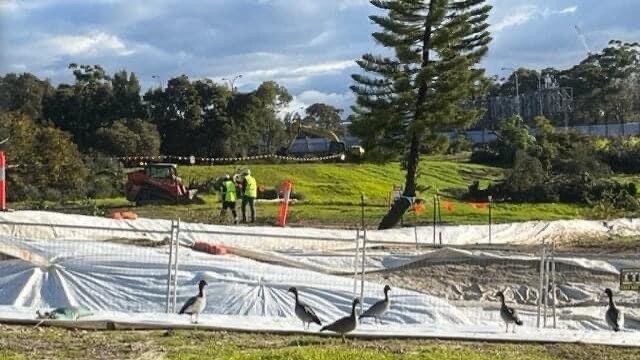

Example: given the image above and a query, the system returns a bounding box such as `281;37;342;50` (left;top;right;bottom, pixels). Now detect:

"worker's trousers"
242;196;256;223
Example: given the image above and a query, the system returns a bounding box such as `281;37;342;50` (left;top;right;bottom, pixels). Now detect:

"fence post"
488;196;493;245
537;240;545;328
172;218;181;313
0;150;6;211
359;193;366;314
353;229;360;297
552;241;557;329
166;220;175;313
433;195;437;247
544;248;550;328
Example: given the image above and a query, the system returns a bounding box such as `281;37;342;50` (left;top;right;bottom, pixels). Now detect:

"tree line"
0;65;346;202
0;64;347;159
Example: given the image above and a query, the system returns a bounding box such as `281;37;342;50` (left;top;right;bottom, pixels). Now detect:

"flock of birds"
178;281;622;341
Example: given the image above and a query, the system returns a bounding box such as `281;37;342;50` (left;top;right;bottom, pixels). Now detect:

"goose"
179;280;208;324
288;287;322;329
496;291;522;333
359;285;391;325
604;288;621;332
321;298;360;343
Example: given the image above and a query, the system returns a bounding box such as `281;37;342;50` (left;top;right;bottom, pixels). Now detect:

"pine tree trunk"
378;131;420;230
378;5;433;230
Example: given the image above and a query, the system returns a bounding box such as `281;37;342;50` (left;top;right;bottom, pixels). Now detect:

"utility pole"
151;75;164;89
222;74;243;93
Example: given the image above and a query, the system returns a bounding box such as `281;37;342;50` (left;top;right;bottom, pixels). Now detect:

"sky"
1;0;640;115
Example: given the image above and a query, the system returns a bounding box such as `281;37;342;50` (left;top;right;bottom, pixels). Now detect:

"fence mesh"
0;215;627;334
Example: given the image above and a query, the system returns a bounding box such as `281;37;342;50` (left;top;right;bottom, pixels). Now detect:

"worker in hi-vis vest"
220;174;238;224
241;169;257;223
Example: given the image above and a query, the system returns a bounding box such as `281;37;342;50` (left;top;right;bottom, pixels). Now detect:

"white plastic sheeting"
0;236;468;326
4;211;640;249
1;212;639;346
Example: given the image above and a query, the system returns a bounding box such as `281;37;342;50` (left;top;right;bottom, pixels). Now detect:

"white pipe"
172;218;181;313
552;241;557;329
544;250;550;328
165;220;175;313
353;229;360;297
537;240;545;328
360;228;367;314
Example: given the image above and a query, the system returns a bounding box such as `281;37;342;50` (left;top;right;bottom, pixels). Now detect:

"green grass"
9;156;638;227
0;327;638;360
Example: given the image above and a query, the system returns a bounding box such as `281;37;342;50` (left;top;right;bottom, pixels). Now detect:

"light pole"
151;75;164;89
222;74;242;93
501;67;519;98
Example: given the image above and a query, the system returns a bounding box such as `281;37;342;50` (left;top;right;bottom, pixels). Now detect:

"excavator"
280;122;365;160
125;163;204;205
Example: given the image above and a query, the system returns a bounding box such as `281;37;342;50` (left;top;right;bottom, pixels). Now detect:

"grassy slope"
0;327;638;360
10;156;597;227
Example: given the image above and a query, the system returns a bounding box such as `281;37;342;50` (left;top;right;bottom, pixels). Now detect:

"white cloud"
239;59;356;86
557;6;578;14
308;31;333;47
283;90;355;116
492;5;538;33
492;4;578;33
42;32;133;57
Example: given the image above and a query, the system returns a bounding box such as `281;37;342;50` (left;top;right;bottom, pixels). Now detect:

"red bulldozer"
125;163;203;205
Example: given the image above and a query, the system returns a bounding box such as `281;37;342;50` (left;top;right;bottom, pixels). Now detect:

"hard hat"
243;169;251;176
224;174;231;180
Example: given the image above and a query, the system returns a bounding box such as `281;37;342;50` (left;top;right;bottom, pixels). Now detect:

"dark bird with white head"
359;285;391;325
288;287;322;329
321;298;360;343
496;291;523;333
179;280;208;324
604;288;622;332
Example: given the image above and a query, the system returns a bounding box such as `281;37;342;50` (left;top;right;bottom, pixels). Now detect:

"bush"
422;134;449;155
599;136;640;173
448;132;472;154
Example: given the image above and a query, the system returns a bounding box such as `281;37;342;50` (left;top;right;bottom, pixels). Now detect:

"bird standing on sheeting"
359;285;391;325
604;288;622;332
496;291;522;333
288;287;322;329
179;280;208;324
321;298;360;343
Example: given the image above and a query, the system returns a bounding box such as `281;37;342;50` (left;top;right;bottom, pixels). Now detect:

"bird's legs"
341;334;346;344
512;324;516;334
505;324;508;333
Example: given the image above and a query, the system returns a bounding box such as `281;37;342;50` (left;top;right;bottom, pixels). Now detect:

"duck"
359;285;391;325
604;288;621;332
288;287;322;329
179;280;208;324
496;291;522;333
321;298;360;343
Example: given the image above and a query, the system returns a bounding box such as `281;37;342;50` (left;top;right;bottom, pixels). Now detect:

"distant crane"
575;25;592;56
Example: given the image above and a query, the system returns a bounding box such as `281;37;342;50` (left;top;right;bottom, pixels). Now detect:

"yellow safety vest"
244;175;257;198
223;180;237;202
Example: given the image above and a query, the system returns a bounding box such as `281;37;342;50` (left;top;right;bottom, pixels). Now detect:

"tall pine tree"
351;0;492;229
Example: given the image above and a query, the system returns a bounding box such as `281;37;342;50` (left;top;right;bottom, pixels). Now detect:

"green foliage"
1;112;88;201
304;103;345;135
599;136;640;173
0;72;54;120
449;132;473;154
84;155;125;198
95;118;161;156
422;134;450;155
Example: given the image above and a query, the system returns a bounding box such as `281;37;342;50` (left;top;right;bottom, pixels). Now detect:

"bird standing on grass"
179;280;208;324
359;285;391;325
496;291;523;333
320;298;360;343
288;287;322;329
604;288;622;332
